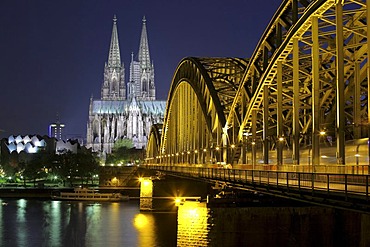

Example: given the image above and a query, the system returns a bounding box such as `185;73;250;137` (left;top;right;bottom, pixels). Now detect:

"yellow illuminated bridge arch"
147;0;370;168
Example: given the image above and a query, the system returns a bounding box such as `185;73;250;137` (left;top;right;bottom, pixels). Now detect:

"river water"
0;198;368;247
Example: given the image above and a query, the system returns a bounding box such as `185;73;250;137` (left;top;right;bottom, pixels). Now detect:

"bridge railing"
144;165;370;202
232;164;369;175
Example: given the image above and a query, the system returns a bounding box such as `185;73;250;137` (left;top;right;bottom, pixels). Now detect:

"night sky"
0;0;281;140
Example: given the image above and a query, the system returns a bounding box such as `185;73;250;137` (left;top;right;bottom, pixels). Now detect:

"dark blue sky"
0;0;281;140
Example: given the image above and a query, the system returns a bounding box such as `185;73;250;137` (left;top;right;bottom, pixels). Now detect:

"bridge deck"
144;165;370;213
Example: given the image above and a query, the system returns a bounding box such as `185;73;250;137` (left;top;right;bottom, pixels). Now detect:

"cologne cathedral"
86;16;166;154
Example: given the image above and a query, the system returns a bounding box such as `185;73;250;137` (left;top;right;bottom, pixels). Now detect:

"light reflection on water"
0;198;365;246
0;199;177;247
176;201;368;247
177;201;209;247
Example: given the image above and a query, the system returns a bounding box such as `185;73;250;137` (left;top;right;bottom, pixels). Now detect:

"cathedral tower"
129;16;156;100
86;16;165;155
101;15;126;100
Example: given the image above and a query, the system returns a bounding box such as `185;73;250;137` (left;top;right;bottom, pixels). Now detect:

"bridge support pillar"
252;110;257;168
139;177;153;211
312;15;320;168
263;85;269;164
336;1;345;165
292;37;300;165
277;61;283;166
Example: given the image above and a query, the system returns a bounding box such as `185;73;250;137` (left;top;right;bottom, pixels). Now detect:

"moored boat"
51;188;129;202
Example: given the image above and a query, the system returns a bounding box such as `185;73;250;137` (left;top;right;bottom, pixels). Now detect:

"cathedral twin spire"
102;15;155;101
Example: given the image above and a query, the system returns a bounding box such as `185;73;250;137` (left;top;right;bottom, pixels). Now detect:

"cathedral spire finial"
107;15;121;67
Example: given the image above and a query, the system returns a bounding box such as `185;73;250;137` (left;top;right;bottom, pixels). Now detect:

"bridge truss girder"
147;0;370;167
152;57;247;165
226;0;369;166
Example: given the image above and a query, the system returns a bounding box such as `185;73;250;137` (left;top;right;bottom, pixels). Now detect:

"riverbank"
0;187;140;199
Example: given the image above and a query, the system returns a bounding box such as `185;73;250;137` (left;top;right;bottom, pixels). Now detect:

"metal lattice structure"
146;0;370;168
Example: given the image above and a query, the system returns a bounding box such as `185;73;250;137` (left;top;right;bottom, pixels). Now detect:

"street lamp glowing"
278;137;284;142
175;197;184;206
231;144;235;149
319;130;326;135
215;146;220;151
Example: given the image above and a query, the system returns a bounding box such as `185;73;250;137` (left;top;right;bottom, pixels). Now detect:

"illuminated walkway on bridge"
145;164;370;213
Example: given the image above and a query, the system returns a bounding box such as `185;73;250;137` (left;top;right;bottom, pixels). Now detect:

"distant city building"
86;16;166;154
49;115;65;140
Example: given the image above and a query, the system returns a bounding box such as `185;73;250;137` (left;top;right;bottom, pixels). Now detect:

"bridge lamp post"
194;150;198;164
187;151;191;164
230;144;235;165
203;148;207;164
251;140;256;169
277;136;284;166
215;146;220;164
319;130;326;166
243;132;250;165
355;154;360;173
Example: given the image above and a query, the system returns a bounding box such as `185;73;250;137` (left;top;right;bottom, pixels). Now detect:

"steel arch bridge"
146;0;370;169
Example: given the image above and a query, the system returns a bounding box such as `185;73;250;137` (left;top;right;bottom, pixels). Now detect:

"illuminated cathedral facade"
86;16;166;154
